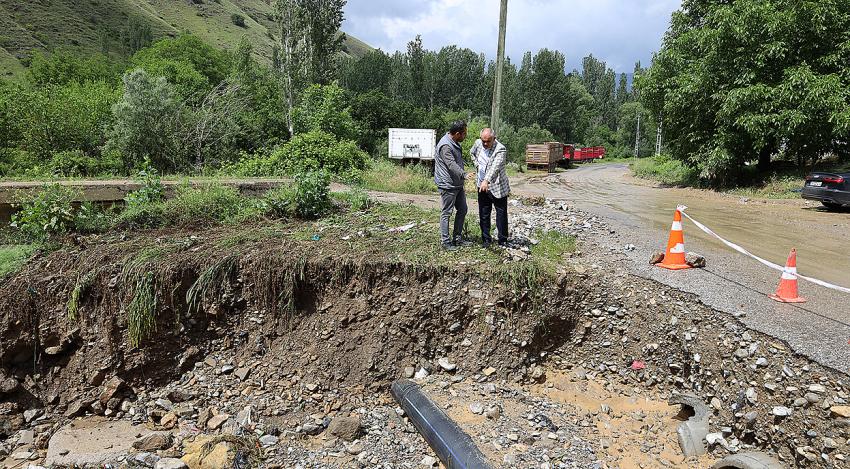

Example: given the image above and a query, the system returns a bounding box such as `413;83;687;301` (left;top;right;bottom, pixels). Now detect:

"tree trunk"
757;146;772;171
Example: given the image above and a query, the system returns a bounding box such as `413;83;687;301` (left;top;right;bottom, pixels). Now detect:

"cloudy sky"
343;0;682;73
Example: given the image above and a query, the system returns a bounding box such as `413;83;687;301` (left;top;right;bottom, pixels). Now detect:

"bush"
218;150;275;177
10;184;80;240
73;202;113;233
358;158;435;195
333;187;371;211
106;69;184;172
125;164;165;207
270;131;368;175
632;155;700;187
231;13;246;27
264;186;297;218
164;184;248;226
292;83;359;141
115;200;166;228
48;150;118;177
294;170;331;219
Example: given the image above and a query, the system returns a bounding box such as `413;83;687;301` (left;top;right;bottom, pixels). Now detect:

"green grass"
0;0;372;75
359;159;437;195
0;244;34;277
727;175;802;199
631;155;700;187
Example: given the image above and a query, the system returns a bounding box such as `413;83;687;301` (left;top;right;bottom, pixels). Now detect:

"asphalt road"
514;163;850;374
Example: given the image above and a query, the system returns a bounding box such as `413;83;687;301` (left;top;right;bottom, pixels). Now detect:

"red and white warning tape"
677;205;850;295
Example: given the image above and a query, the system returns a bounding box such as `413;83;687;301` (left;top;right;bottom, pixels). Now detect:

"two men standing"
434;121;510;250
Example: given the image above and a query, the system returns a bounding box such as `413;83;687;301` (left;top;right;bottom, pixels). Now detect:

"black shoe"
442;243;458;251
453;238;474;248
482;241;493;248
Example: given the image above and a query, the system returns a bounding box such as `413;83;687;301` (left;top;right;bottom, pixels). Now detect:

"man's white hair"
480;128;495;139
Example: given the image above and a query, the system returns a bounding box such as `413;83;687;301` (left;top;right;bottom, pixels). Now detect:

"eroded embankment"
0;231;580;418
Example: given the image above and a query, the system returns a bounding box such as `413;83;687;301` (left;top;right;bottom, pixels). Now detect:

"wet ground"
513;163;850;374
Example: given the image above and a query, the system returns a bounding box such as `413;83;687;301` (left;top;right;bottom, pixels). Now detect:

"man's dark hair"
449;120;467;135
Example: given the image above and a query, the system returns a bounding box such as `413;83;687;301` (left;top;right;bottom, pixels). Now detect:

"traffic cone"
770;249;806;303
658;208;692;270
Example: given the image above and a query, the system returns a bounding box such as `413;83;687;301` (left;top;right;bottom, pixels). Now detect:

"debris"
686;252;706;268
709;452;786;469
388;222;417;233
630;360;646;371
437;357;457;372
669;393;711;457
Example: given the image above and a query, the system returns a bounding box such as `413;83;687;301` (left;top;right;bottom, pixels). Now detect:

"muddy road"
515;163;850;373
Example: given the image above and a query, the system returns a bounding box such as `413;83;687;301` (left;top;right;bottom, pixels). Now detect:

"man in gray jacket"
434;121;471;250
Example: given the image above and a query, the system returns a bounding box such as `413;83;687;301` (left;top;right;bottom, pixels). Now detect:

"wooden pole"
491;0;508;137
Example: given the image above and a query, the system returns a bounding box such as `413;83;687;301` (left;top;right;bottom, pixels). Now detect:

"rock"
437;357;457;372
23;409;42;423
403;367;415;379
46;420;155;467
206;414;230;431
0;373;18;394
327;416;361;442
234;368;250;381
64;399;93;418
88;369;107;387
236;405;253;427
414;368;429;380
831;406;850;418
160;412;178;429
99;377;126;406
302;422;324;436
686;252;706;268
709;452;786;469
469;402;484;415
155;458;188;469
11;451;34;460
772;406;792;417
197;408;213;429
650;252;665;265
823;437;838;450
483;367;497;377
485;406;501;420
345;441;365;455
809;384;827;394
181;436;236;469
19;429;34;445
133;433;173;451
259;435;279;447
421;455;438;467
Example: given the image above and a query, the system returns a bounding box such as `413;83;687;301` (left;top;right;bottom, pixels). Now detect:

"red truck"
563;145;606;163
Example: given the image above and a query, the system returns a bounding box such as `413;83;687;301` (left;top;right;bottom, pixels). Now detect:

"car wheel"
822;201;843;210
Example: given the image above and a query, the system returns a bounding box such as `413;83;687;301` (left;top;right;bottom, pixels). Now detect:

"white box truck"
388;128;437;162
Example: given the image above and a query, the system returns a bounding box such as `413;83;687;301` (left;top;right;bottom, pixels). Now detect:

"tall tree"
302;0;347;84
407;35;426;108
273;0;309;135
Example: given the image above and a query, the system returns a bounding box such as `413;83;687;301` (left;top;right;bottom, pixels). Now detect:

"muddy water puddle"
515;164;850;289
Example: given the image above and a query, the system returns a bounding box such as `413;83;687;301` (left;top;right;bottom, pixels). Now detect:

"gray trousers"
438;188;468;245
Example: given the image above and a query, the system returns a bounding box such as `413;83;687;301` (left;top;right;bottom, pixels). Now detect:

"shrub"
49;150;117;177
632;155;700;187
115;200;166;228
218;150;275;177
264;186;297;218
294;170;331;219
10;184;80;240
164;184;247;226
358;158;435;195
107;69;184;172
73;202;113;233
231;13;246;27
333;187;371;212
125;164;165;207
292;83;359;141
270;131;368;175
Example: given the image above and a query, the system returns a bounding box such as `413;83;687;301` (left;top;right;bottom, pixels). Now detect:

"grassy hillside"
0;0;371;78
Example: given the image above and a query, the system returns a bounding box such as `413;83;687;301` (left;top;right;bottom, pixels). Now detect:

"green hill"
0;0;371;78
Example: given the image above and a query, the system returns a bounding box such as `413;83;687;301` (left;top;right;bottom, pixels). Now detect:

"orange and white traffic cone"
770;249;806;303
657;207;692;270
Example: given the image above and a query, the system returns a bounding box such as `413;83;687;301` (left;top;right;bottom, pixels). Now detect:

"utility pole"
655;117;663;156
633;112;641;158
490;0;508;137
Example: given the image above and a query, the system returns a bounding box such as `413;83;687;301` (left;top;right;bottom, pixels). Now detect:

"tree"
640;0;850;184
182;82;246;167
132;35;232;100
274;0;310;135
407;35;426;107
107;69;184;171
292;83;358;141
302;0;347;84
121;17;153;55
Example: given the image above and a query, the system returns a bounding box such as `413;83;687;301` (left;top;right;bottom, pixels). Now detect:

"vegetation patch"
631;155;700;187
0;245;34;278
358;158;436;195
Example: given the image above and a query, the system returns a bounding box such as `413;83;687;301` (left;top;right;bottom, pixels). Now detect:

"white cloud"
344;0;681;72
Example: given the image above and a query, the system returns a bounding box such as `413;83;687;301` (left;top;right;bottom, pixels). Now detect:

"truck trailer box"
388;128;437;161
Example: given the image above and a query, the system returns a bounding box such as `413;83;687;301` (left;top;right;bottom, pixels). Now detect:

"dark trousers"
478;190;508;244
438;188;468;245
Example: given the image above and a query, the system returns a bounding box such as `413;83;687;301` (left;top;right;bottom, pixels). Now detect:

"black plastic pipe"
391;379;493;469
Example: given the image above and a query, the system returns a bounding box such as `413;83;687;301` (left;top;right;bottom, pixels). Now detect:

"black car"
801;172;850;210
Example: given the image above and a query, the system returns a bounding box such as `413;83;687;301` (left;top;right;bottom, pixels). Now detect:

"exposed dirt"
1;200;849;468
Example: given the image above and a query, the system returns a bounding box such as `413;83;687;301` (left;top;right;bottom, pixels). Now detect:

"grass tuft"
186;256;238;314
127;271;157;348
358;159;436;195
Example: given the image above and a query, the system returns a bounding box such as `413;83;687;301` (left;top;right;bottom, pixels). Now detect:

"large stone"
133;433;173;451
0;370;19;394
831;406;850;418
327;416;361;442
182;436;236;469
155;458;188;469
98;377;126;406
206;414;230;431
45;418;154;467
